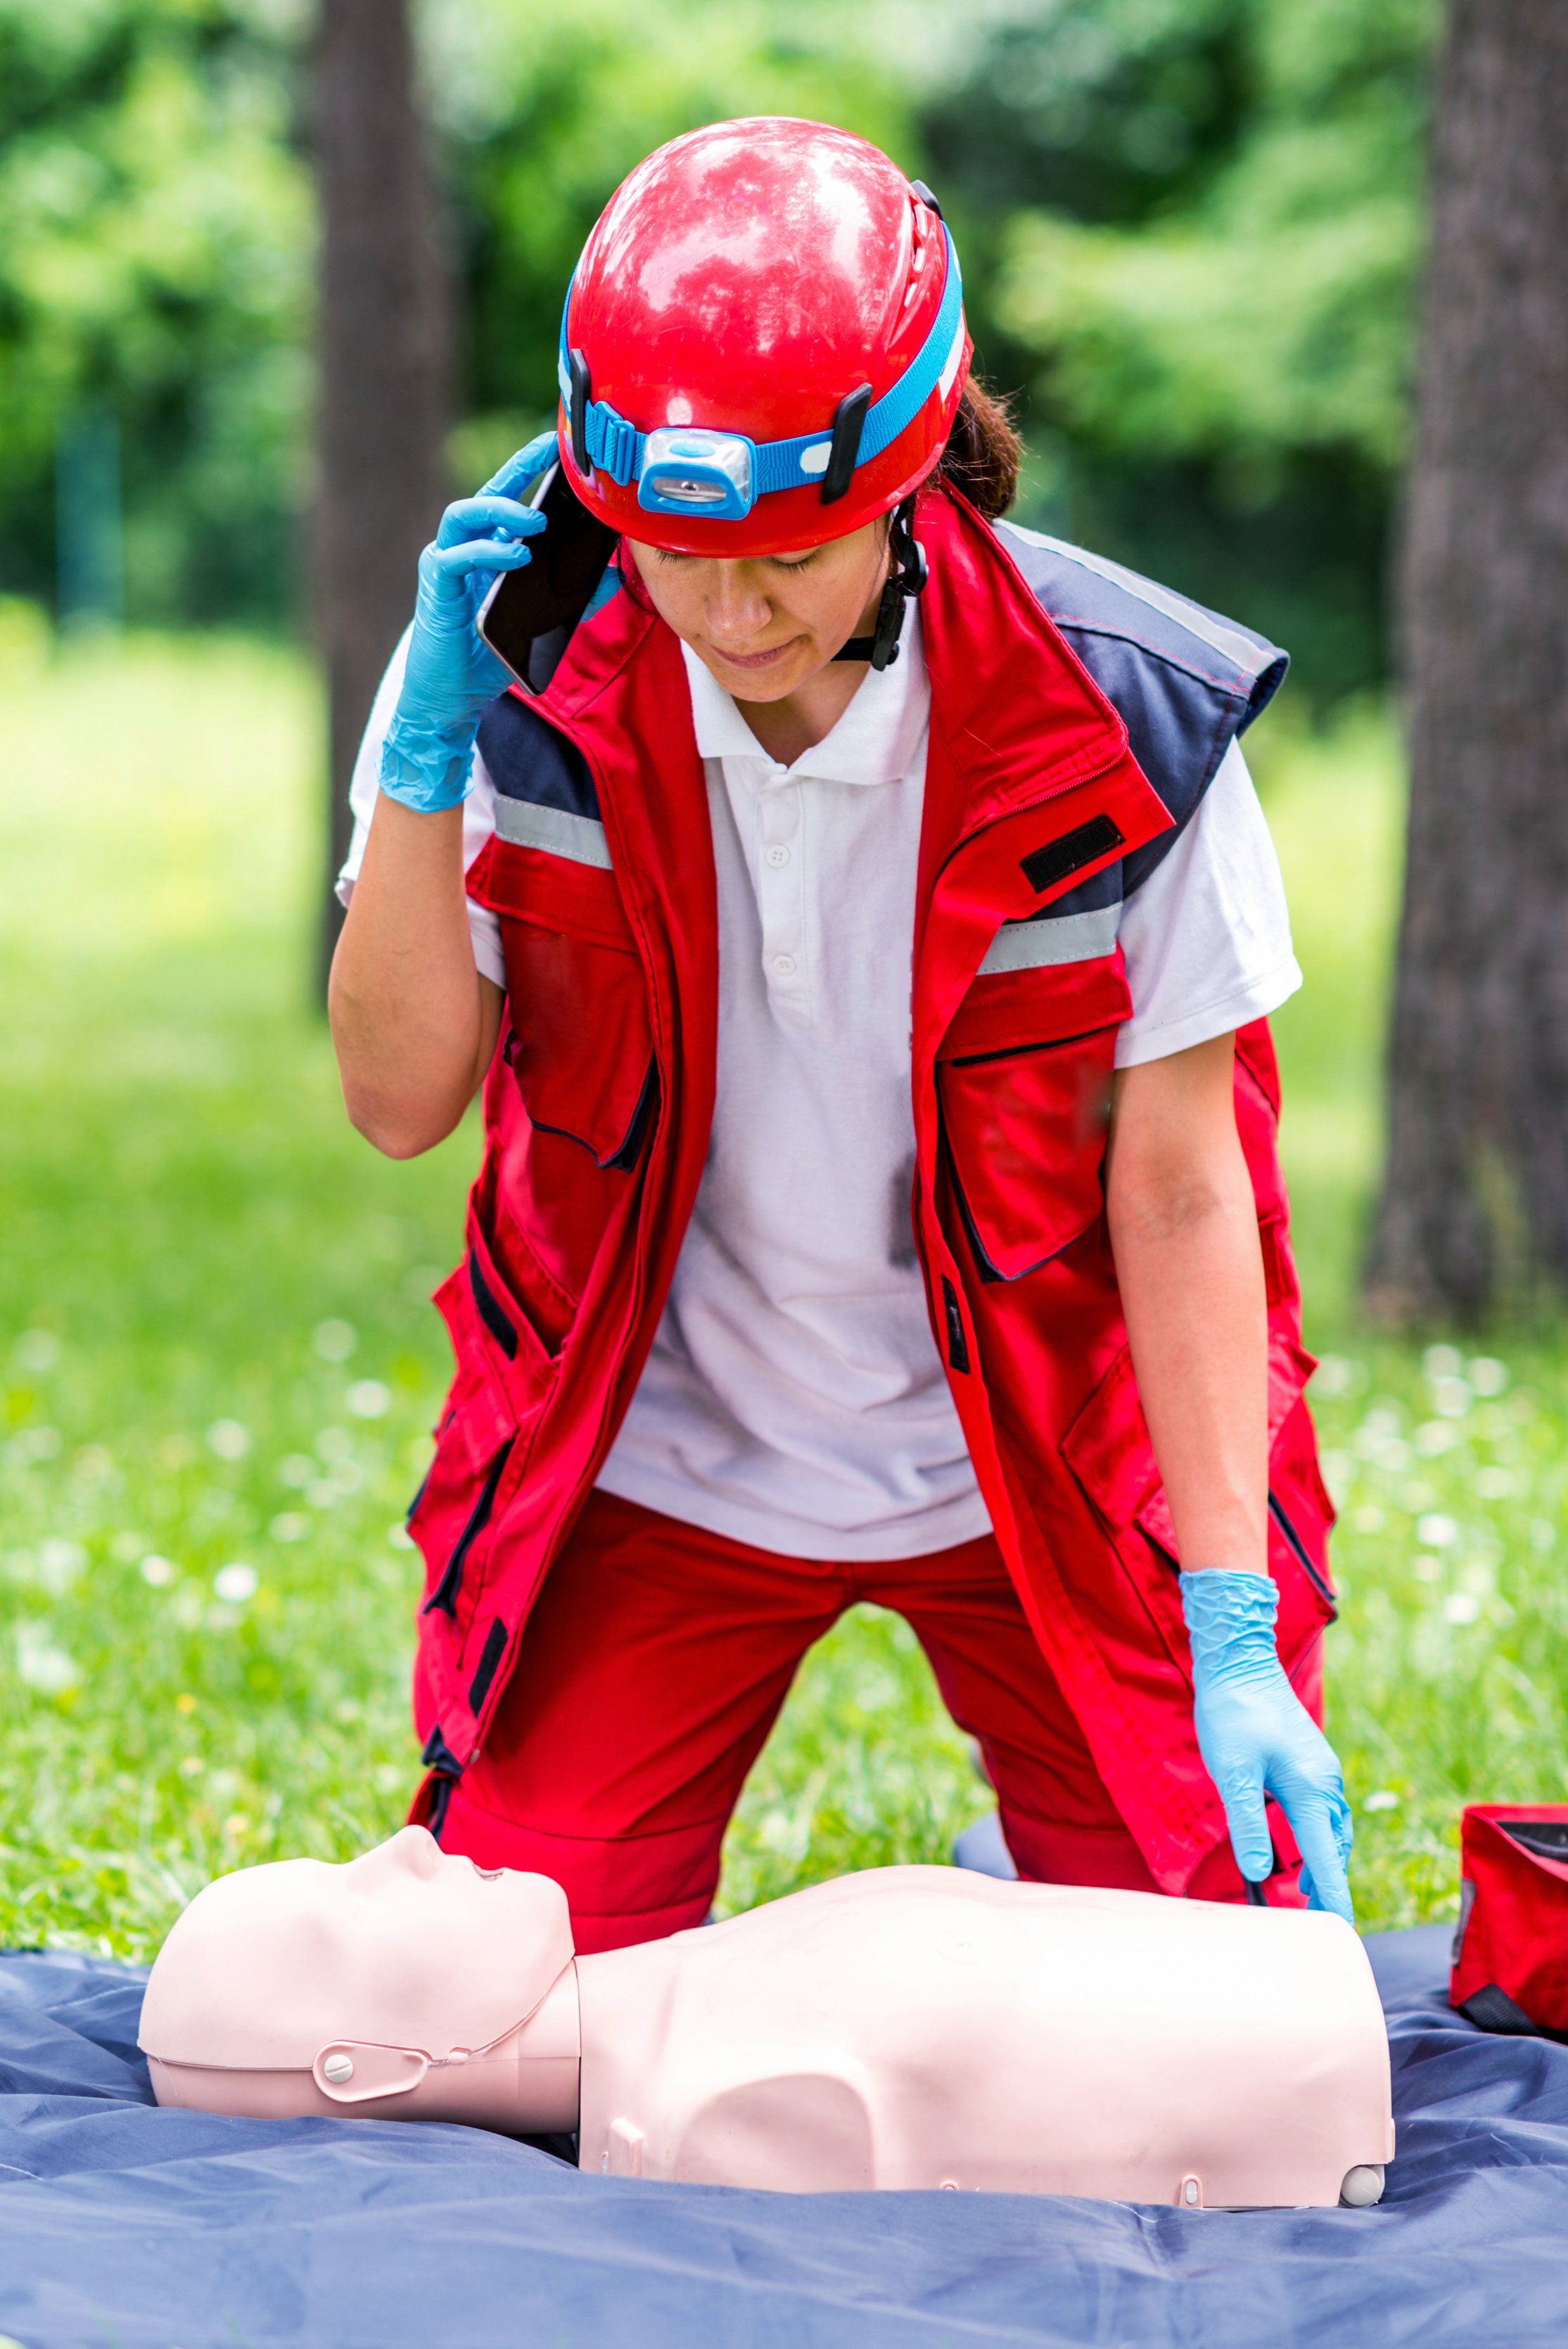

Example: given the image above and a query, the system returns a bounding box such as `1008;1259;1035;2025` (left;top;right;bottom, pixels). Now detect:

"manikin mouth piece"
309;2018;533;2105
149;2012;544;2105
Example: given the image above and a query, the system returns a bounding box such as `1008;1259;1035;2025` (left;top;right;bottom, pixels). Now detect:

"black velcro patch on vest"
421;1724;466;1777
1021;814;1125;896
468;1616;511;1715
468;1252;518;1359
941;1277;971;1375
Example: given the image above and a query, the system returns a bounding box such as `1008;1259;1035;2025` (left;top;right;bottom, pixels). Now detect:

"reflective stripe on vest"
492;798;612;869
977;902;1121;976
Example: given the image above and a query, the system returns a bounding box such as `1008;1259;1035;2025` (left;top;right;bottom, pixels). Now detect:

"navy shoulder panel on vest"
993;521;1287;896
475;690;600;821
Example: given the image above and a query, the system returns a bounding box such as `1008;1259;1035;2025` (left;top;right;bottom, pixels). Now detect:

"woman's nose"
704;571;772;642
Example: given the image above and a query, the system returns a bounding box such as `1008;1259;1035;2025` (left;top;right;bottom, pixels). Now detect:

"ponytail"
932;376;1024;520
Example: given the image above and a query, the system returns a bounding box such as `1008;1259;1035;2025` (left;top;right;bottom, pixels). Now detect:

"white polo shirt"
342;613;1301;1562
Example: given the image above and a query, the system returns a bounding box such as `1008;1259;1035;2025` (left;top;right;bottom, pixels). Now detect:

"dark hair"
931;376;1024;520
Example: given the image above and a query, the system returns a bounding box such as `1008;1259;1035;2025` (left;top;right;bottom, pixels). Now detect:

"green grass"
0;626;1557;1956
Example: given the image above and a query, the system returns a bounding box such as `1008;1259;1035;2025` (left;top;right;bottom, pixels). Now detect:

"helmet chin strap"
831;498;929;671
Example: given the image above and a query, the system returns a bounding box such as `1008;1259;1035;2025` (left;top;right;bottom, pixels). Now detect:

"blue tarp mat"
0;1923;1564;2348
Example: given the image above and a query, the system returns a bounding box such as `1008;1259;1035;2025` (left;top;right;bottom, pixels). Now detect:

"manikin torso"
140;1829;1394;2210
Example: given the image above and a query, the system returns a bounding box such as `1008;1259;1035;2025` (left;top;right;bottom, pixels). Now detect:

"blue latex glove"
378;434;556;812
1180;1568;1355;1924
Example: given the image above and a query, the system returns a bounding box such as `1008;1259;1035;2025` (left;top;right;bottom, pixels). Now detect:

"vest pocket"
1061;1337;1337;1669
938;1024;1118;1281
502;920;656;1172
410;1215;555;1631
936;957;1130;1284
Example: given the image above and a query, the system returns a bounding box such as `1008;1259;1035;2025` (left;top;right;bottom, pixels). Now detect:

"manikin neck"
428;1956;581;2135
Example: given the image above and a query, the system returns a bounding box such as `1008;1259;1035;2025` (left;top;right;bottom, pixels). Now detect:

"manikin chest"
573;1867;1393;2207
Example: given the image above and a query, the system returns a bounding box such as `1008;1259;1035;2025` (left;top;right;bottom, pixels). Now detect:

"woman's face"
625;519;889;702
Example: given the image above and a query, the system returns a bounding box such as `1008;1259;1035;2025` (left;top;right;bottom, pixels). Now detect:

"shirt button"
771;953;796;977
765;844;791;868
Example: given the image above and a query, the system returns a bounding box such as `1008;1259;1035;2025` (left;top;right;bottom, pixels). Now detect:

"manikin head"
139;1827;579;2130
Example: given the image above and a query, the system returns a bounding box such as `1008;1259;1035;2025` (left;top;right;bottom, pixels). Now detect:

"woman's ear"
616;539;655;611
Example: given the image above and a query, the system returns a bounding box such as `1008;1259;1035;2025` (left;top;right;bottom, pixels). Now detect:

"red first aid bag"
1450;1804;1568;2036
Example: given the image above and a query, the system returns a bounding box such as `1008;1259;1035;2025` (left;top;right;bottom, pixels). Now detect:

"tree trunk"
312;0;451;995
1367;1;1568;1326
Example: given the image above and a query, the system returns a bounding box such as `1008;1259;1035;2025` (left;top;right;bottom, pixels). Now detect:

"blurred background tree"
312;0;450;979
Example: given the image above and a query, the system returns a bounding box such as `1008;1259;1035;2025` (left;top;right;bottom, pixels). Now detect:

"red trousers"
435;1489;1297;1950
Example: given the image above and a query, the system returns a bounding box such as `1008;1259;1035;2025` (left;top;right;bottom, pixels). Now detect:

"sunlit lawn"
1;621;1562;1957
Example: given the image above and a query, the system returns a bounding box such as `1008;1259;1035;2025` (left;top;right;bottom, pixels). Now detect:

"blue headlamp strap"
556;224;965;508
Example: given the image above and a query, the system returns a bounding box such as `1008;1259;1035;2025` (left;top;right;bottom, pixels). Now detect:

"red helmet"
555;117;971;558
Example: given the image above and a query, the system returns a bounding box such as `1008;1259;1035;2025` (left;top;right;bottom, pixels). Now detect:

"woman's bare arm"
1103;1031;1268;1577
328;798;503;1159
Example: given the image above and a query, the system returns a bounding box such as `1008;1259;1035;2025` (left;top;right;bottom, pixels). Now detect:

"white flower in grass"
1468;1357;1510;1397
1414;1420;1458;1457
313;1319;357;1363
1474;1466;1515;1501
4;1427;60;1468
1442;1591;1481;1625
1319;1449;1352;1503
1363;1790;1401;1814
207;1419;250;1461
278;1454;314;1488
1413;1555;1442;1583
269;1513;309;1543
140;1554;177;1587
15;1622;78;1695
1422;1344;1462;1378
346;1379;391;1420
213;1563;257;1604
1430;1378;1472;1420
37;1539;86;1594
1351;1504;1385;1534
1416;1513;1458;1548
13;1328;60;1373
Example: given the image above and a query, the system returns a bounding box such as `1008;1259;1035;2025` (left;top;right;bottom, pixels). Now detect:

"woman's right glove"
378;434;556;813
1180;1567;1355;1924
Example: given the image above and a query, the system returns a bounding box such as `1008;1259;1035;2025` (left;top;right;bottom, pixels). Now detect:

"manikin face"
139;1826;573;2072
625;519;889;704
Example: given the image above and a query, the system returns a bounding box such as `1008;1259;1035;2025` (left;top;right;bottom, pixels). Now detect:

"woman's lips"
707;637;800;673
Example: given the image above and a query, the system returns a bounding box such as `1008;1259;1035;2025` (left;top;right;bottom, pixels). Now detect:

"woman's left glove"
378;434;556;813
1180;1567;1355;1924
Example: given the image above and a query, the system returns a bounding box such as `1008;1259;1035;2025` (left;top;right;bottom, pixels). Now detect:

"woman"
331;117;1353;1951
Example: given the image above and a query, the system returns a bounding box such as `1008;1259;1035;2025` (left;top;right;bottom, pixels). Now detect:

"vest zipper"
422;1434;516;1618
1268;1487;1338;1617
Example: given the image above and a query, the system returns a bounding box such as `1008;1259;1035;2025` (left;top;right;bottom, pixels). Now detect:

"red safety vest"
408;488;1336;1894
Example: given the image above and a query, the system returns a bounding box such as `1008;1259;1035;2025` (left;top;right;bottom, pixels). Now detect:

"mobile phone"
475;463;619;696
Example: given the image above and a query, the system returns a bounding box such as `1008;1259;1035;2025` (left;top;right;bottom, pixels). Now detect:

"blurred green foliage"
933;0;1436;698
0;0;1436;693
0;0;310;625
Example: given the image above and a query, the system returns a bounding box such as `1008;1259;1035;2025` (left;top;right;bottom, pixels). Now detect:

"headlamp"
638;430;756;521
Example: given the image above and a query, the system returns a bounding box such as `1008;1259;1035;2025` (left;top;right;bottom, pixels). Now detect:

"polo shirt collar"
680;609;929;787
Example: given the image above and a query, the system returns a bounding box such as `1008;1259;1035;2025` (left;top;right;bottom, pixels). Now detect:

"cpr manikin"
139;1827;1394;2209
